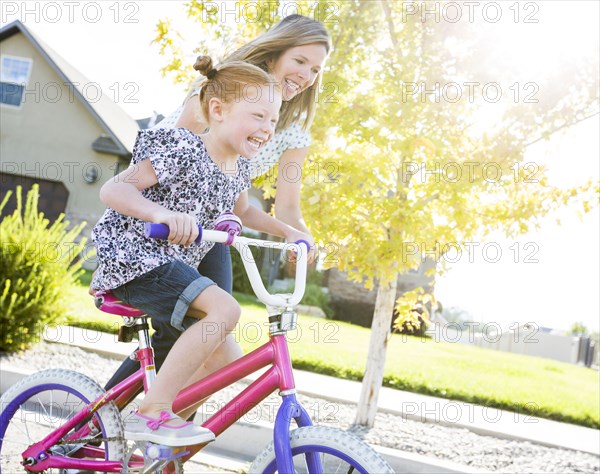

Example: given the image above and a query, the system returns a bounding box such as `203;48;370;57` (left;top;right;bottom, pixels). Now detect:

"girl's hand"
284;229;317;264
154;211;199;246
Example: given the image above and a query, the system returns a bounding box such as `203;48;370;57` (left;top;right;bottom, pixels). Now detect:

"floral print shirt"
91;128;251;290
155;95;311;178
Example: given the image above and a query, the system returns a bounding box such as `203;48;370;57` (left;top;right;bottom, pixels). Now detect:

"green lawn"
67;281;599;429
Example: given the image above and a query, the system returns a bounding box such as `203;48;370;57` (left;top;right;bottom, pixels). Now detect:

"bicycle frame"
18;232;314;473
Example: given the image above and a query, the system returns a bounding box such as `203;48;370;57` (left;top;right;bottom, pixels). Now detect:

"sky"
1;1;598;333
433;1;600;334
1;1;198;118
435;116;600;333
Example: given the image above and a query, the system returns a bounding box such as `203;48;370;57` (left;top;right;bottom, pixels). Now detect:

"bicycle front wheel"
0;368;124;474
248;426;394;474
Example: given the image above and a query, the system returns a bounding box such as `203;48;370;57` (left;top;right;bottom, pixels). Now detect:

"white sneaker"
124;411;215;447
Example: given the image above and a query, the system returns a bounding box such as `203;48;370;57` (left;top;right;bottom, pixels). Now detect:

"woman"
104;14;331;394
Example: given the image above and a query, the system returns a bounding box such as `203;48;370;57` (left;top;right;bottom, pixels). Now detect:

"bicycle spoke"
64;393;81;422
0;436;29;447
1;370;125;473
18;406;33;443
37;394;52;425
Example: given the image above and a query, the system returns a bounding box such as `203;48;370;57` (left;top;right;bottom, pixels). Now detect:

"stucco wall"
1;32;123;244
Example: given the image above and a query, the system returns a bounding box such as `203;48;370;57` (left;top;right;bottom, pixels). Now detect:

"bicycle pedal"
145;443;189;461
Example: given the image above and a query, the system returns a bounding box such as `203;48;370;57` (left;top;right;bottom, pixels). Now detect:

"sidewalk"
37;325;600;457
1;327;486;474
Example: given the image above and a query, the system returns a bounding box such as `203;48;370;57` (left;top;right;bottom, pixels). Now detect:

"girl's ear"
207;97;225;122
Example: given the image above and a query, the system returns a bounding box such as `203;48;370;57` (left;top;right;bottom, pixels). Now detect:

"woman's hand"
153;211;199;246
283;228;317;264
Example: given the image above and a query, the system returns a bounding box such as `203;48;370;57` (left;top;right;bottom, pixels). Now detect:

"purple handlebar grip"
294;239;311;252
144;223;203;244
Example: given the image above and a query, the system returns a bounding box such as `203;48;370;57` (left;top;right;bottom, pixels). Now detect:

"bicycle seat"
94;291;146;318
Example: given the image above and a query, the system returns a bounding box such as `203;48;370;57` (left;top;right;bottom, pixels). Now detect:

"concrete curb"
201;415;491;474
1;365;490;474
44;326;600;457
5;324;599;471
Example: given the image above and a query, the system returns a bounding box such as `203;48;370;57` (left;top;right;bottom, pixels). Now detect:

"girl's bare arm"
100;160;198;245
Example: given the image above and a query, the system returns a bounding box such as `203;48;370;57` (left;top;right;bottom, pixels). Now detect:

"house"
326;258;436;327
0;21;269;256
136;112;165;130
0;20;139;248
426;321;597;367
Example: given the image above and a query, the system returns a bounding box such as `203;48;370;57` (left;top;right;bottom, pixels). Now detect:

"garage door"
0;173;69;222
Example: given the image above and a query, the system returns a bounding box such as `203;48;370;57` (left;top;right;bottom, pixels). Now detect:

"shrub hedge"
0;185;87;352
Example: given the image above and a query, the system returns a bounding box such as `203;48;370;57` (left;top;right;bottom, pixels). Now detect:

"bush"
283;271;333;318
0;185;88;352
300;283;333;317
393;287;432;337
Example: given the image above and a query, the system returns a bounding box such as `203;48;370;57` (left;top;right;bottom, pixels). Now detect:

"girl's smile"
204;84;282;164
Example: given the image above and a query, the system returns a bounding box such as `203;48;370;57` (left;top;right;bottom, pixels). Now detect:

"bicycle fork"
274;393;321;473
268;310;324;473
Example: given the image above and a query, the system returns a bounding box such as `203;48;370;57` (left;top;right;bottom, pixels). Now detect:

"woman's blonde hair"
194;56;279;121
189;15;331;131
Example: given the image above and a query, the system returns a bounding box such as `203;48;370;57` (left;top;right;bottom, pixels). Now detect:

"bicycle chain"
56;435;124;445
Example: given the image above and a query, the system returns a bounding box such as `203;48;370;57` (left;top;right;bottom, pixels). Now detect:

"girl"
92;57;284;446
174;14;330;258
104;14;331;402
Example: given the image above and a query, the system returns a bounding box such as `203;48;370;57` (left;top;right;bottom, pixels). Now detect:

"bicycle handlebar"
144;223;308;308
145;222;203;243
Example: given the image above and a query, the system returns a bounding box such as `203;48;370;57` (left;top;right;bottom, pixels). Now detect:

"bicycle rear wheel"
0;368;124;473
248;425;394;474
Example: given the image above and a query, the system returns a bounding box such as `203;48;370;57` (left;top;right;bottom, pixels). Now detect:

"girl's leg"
198;243;233;294
176;334;243;420
185;333;243;386
120;260;238;445
138;285;241;418
104;244;232;392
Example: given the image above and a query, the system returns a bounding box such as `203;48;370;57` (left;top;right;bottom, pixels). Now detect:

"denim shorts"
112;261;215;332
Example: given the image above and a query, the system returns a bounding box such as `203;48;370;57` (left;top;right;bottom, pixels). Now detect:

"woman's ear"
207;97;225;122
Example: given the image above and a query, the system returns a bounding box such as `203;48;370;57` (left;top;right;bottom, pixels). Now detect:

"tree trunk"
354;276;398;427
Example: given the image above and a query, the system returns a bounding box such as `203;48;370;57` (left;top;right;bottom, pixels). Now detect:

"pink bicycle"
0;226;393;473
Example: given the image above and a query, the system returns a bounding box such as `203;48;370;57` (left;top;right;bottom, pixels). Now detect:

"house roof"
0;20;139;157
137;112;165;130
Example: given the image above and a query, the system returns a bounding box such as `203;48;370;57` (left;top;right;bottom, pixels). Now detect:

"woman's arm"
100;160;198;245
273;147;311;235
234;189;316;263
175;95;207;134
234;190;309;241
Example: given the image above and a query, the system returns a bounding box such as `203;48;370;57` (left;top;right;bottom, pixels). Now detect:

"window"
0;55;33;107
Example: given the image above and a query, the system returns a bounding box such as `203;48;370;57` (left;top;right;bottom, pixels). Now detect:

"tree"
153;1;599;427
302;0;598;426
570;322;589;336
